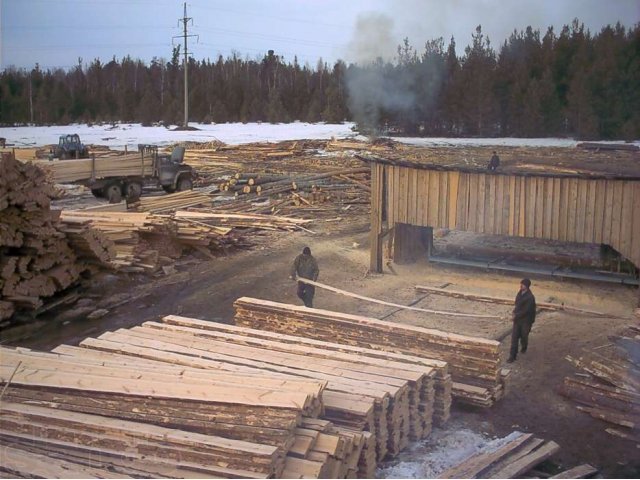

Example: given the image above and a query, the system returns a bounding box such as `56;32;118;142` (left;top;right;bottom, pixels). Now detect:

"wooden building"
361;146;640;305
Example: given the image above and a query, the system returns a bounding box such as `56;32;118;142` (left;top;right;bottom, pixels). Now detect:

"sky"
1;0;639;70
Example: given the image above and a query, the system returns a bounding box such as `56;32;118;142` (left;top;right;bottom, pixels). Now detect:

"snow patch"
376;424;523;479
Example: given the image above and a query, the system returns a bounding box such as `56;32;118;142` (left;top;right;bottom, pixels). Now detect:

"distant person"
507;278;537;363
488;151;500;171
290;246;319;308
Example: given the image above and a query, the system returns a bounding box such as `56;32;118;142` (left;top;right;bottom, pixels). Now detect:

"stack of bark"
559;324;640;444
233;297;507;409
436;432;560;478
34;153;153;183
0;154;83;322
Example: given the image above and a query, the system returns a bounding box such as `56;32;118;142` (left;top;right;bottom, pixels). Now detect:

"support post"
370;163;384;273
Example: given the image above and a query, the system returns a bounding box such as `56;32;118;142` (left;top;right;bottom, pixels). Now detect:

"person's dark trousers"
297;282;315;308
509;321;531;360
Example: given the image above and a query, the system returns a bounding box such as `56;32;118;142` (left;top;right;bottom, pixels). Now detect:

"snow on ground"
0;122;361;150
2;122;637;150
376;422;523;479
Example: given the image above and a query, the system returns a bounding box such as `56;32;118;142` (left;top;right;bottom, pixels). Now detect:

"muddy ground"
12;216;640;478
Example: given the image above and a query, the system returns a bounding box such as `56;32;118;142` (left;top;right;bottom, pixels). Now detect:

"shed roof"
356;144;640;180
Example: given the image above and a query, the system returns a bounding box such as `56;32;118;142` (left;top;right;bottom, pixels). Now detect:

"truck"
88;145;195;203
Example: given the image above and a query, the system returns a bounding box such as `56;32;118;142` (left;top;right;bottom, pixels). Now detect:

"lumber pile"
0;154;85;323
233;297;507;408
559;324;640;444
34;153;153;183
436;432;560;478
0;311;443;478
133;190;213;213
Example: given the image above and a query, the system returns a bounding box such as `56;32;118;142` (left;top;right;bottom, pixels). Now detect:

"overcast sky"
1;0;639;70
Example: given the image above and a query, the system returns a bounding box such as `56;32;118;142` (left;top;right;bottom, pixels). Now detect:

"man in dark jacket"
488;151;500;171
290;246;319;308
507;278;536;363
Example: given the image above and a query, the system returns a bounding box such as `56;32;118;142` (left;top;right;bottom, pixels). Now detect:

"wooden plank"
439;171;449;227
631;183;640;268
619;181;634;261
518;177;526;237
415;169;426;227
534;177;544;238
542;177;553;239
550;464;598;479
551;177;561;239
610;181;624;251
487;174;496;233
468;174;479;232
593;179;607;244
489;441;560;478
566;178;579;242
370;164;383;273
476;174;486;234
407;168;417;224
457;173;469;230
508;176;516;236
602;180;615;245
575;179;588;243
448;172;459;230
558;177;569;241
584;179;597;243
428;169;440;226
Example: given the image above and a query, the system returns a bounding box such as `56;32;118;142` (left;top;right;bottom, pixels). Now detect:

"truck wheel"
125;182;142;201
177;176;193;191
162;185;176;193
104;184;122;204
91;188;103;198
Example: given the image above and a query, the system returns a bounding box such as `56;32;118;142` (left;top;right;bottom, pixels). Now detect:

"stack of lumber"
67;316;436;472
57;216;118;268
172;210;313;231
233;297;507;409
0;346;325;478
34;153;153;183
559;324;640;444
0;310;441;478
436;432;560;478
133;190;213;213
0;154;84;322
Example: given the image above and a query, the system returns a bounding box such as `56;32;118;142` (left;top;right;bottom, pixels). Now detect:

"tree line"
0;19;637;140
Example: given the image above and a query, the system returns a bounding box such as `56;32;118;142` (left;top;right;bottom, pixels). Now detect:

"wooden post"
370;163;384;273
425;226;434;259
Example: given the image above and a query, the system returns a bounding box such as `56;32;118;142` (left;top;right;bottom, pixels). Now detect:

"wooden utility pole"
175;3;196;128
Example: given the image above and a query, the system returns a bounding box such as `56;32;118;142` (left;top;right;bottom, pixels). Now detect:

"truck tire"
177;176;193;191
125;182;142;201
104;184;122;204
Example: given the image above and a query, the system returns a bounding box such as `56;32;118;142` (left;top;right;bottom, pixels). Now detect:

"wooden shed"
361;146;640;303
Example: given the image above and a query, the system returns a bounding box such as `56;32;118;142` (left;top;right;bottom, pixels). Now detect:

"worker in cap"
507;278;537;363
290;246;319;308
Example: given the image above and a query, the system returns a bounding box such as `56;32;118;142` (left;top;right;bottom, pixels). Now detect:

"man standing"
290;246;319;308
488;151;500;171
507;278;536;363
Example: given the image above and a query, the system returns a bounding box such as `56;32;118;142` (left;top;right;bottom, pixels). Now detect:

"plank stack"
34;153;153;183
0;154;84;323
436;432;560;478
233;297;507;409
559;323;640;444
0;310;444;478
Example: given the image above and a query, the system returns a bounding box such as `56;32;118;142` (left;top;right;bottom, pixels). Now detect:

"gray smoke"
345;12;417;134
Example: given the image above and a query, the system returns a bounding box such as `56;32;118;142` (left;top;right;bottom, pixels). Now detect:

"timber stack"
0;154;90;324
0;310;445;478
559;323;640;444
34;153;153;183
233;297;507;408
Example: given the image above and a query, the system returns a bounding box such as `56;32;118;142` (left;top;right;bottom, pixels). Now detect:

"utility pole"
174;3;197;128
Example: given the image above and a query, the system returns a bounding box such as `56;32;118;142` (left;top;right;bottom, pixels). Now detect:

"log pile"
34;153;153;183
436;432;560;478
559;324;640;444
0;310;445;478
233;297;507;408
0;154;85;323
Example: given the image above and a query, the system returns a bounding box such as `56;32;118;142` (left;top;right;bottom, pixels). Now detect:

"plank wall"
371;163;640;271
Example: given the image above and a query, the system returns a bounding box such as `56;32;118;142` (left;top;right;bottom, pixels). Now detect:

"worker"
290;246;319;308
507;278;537;363
488;151;500;171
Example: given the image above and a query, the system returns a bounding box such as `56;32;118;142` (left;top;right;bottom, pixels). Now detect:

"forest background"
1;20;638;140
